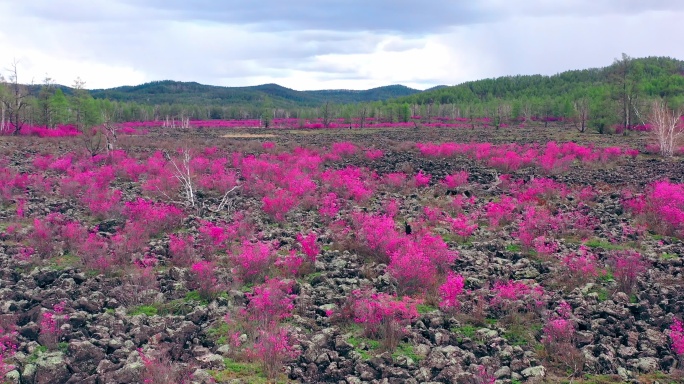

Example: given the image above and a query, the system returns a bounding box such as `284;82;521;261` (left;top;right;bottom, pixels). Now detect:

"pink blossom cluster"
349;289;421;339
671;318;684;356
438;272;465;311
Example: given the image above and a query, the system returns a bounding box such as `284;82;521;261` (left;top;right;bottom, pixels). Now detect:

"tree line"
1;55;683;134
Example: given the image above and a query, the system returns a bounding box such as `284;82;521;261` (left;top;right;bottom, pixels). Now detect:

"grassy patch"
584;238;624;250
184;290;210;305
661;252;679;260
129;305;158;316
347;335;380;360
305;271;323;283
502;322;541;347
391;342;422;362
452;324;477;339
208;321;232;345
210;358;292;383
28;345;49;363
47;253;80;271
416;304;437;314
597;270;614;284
505;244;522;252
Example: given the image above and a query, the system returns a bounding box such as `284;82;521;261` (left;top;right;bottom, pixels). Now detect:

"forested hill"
87;81;423;107
391;56;684;106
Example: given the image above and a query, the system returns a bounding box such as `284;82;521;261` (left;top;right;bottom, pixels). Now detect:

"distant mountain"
390;56;684;105
304;85;422;103
84;81;422;107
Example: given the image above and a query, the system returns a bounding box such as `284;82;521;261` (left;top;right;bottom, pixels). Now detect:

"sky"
0;0;683;91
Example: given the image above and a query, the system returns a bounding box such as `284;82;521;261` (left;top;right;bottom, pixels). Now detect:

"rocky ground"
0;125;683;383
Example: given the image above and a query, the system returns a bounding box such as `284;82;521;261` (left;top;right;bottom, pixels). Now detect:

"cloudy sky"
1;0;683;90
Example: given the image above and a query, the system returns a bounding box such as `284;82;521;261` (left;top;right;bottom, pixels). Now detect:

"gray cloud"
1;0;683;90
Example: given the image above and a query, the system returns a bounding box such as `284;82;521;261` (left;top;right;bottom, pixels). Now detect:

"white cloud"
0;0;683;90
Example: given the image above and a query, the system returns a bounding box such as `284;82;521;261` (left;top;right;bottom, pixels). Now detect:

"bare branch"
649;99;684;157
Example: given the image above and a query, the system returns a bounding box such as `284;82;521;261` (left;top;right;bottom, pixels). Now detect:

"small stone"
521;365;546;379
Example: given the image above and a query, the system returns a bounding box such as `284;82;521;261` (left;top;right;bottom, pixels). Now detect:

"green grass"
502;322;542;347
661;252;679;260
58;342;69;353
584;238;624;250
129;305;158;316
451;324;477;339
210;358;292;383
597;270;614;284
28;345;49;363
208;321;232;345
391;342;422;362
416;304;437;314
347;335;380;360
485;318;498;326
505;244;522;252
184;290;209;305
305;271;323;283
47;253;80;271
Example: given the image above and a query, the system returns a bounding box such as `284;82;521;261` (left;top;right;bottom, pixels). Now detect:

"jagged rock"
521;365;546;379
494;365;511;378
355;362;379;380
22;352;70;384
634;357;659;373
67;340;105;374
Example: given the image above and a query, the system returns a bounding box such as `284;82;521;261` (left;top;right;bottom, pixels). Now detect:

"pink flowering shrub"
382;172;407;190
331;142;358;157
262;189;296;222
609;250;648;294
190;261;221;300
438;272;465;312
275;250;305;276
321;167;374;202
124;198;184;237
0;326;17;377
243;278;295;328
442;171;469;189
39;301;69;349
414;232;458;274
388;241;437;295
348;289;421;350
383;199;400;218
26;213;66;259
318;192;340;219
364;149;384;160
414;170;431;187
543;316;575;353
168;234;196;267
561;246;600;284
624;180;684;237
137;349;193;384
296;232;319;263
484;197;517;228
352;213;404;261
670;318;684;357
490;280;546;316
249;326;300;380
450;214;478;240
232;241;273;283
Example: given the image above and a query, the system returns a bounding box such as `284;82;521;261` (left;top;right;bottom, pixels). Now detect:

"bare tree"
101;110;119;154
321;101;333;128
81;125;106;157
649;99;684;157
0;60;30;135
164;149;196;208
0;75;6;133
358;104;367;128
573;98;589;133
